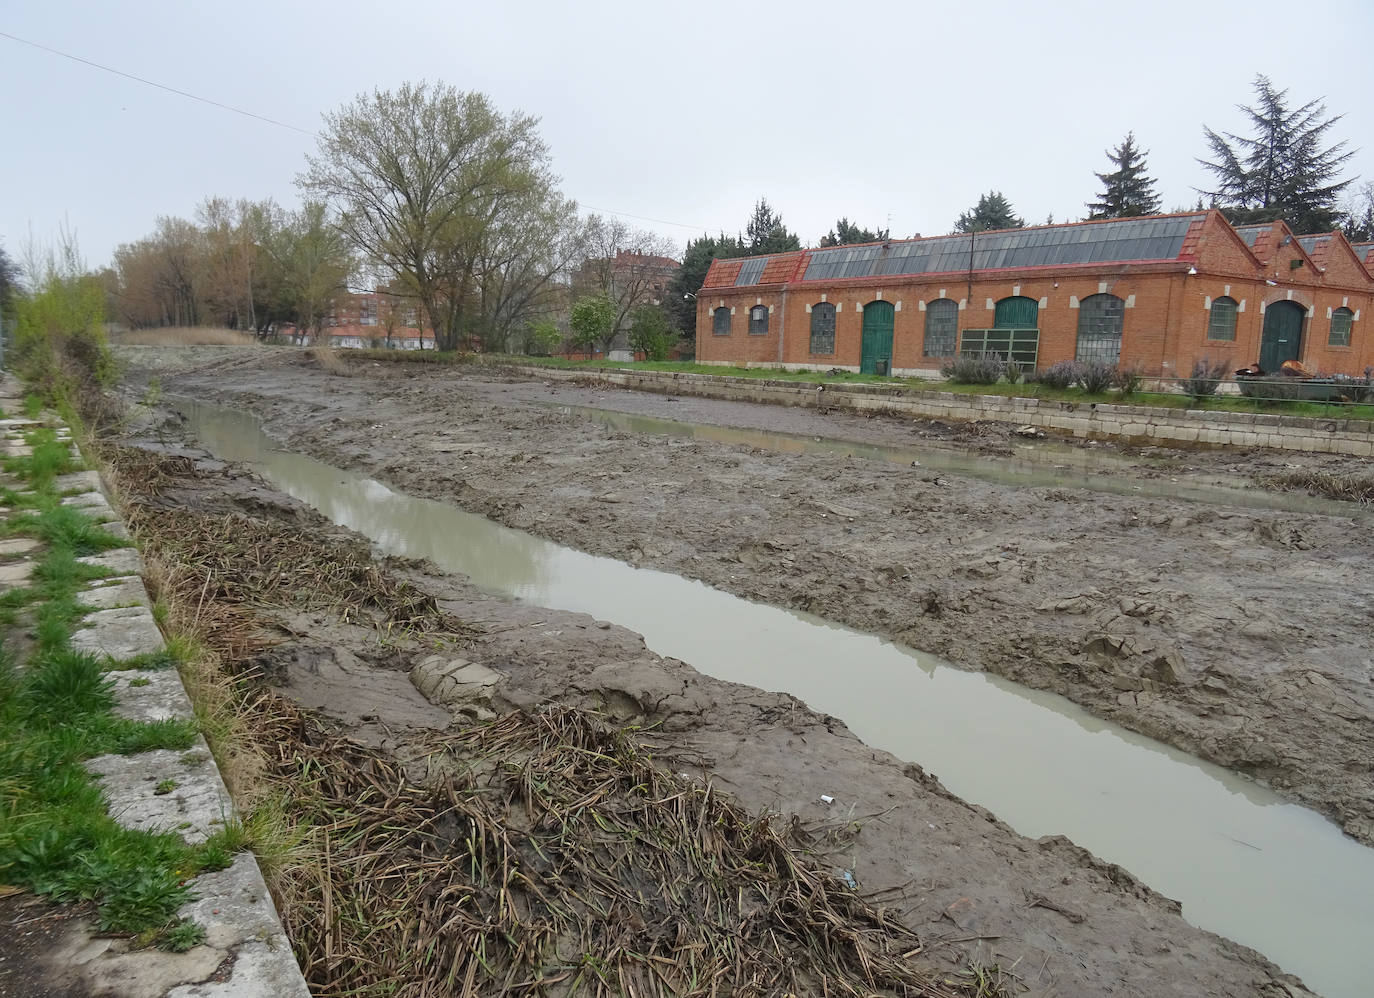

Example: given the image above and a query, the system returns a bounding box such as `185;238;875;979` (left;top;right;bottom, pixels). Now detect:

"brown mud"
103;371;1316;997
136;348;1374;851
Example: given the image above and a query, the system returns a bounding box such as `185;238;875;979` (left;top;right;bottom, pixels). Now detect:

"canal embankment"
510;362;1374;456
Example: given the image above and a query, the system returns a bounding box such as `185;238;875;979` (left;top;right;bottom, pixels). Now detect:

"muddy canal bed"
173;396;1374;998
140;350;1374;853
108;398;1327;996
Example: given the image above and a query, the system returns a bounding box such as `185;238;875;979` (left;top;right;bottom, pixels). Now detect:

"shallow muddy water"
179;398;1374;998
546;401;1367;518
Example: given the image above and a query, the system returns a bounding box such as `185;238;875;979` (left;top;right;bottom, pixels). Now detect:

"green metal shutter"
1259;301;1304;372
994;296;1038;328
860;301;895;374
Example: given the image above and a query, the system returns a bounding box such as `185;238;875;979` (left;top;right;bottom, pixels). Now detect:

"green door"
1260;301;1304;373
860;301;895;374
994;296;1039;328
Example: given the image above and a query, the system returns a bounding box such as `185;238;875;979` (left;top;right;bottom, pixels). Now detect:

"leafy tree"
301;81;567;351
573;215;678;351
1198;74;1355;234
818;217;889;246
263;201;355;338
627;304;674;361
0;243;22;319
523;318;562;356
197;197;282;331
745;198;801;254
14;233;112;395
954;192;1024;233
663;232;747;335
569;294;616;353
1087;132;1161;218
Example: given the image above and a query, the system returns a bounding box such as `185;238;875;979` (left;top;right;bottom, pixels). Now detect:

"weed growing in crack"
159;918;206;953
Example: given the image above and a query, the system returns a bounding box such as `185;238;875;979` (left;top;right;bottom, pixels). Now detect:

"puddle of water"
547;401;1366;518
179;398;1372;998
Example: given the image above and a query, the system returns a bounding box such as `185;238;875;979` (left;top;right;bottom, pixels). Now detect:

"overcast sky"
3;0;1372;271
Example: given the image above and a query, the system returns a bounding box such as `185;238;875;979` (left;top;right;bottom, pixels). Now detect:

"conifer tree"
1087;133;1161;219
819;217;889;246
744;198;801;254
953;191;1023;233
1198;75;1354;234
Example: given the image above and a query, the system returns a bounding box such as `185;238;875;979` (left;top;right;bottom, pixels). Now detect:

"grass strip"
0;424;226;949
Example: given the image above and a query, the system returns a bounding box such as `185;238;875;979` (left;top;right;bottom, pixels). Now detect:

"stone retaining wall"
0;376;310;998
516;366;1374;457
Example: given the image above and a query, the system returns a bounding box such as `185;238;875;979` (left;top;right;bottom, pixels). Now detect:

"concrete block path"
0;375;311;997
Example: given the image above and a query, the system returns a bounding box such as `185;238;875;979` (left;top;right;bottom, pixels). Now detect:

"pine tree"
744;198;801;254
662;232;747;334
953;191;1024;233
1087;133;1161;219
1198;75;1354;234
818;217;889;246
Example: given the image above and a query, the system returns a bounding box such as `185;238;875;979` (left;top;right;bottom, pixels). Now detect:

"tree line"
953;75;1371;238
7;73;1369;360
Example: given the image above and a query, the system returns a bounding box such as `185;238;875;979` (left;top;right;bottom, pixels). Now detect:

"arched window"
810;302;835;355
1208;296;1238;341
749;305;770;336
712;307;731;336
1330;306;1354;347
1075;293;1125;364
923;298;958;357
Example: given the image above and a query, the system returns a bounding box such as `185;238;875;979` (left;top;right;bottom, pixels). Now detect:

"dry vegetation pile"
102;443;993;997
266;701;981;998
105;445;465;650
1262;468;1374;504
112;327;259;346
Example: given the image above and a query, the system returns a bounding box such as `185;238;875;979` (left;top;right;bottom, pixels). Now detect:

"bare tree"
300;81;567;352
574;215;678;353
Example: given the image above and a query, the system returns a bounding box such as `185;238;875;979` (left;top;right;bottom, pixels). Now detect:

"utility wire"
0;29;317;136
580;204;716;233
0;29;723;235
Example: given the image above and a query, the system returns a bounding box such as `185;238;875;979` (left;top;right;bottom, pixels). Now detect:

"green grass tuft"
0;408;230;940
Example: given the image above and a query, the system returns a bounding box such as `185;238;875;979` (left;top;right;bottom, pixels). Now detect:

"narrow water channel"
543;401;1368;518
178;399;1373;998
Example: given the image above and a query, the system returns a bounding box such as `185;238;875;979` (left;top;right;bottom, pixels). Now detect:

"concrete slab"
80;547;144;576
97;519;131;541
38;857;310;998
62;489;112;510
0;536;41;557
55;469;102;493
0;559;35;587
82;575;152;609
169;854;312;998
85;739;233;844
108;669;194;723
71;605;165;660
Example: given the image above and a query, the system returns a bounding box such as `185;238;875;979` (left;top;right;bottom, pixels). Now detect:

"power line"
0;30;725;235
0;30;317;136
580;204;717;233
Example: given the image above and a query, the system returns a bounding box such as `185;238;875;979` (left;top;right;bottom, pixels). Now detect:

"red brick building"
694;211;1374;379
